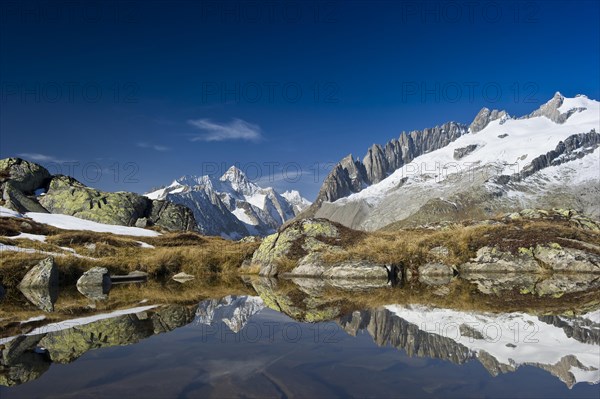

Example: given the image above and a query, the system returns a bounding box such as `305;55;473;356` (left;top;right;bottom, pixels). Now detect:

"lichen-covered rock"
0;158;50;194
76;267;110;286
148;199;196;231
533;274;600;297
252;219;340;276
135;217;149;228
18;257;58;289
36;175;197;231
39;175;149;226
459;246;543;273
533;245;600;273
77;267;111;287
419;262;454;276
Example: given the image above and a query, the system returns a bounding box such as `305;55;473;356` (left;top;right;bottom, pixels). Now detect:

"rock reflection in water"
17;286;58;312
2;273;599;393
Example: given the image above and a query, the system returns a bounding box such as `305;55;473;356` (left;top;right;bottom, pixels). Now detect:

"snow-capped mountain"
145;166;311;238
281;190;312;214
310;92;600;230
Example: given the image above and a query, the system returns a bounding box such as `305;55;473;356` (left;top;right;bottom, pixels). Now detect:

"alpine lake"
1;272;599;399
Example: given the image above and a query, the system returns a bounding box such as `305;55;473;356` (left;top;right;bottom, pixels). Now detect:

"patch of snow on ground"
24;212;160;237
0;206;23;218
7;233;47;242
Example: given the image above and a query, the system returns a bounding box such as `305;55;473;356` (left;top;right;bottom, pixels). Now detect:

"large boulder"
147;199;197;232
18;257;58;289
0;158;50;194
17;257;59;312
533;245;600;273
76;267;111;287
251;219;341;276
250;218;387;278
459;246;544;273
39;175;149;226
38;175;197;231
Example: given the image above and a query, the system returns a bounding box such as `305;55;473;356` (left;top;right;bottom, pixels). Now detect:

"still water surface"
1;277;599;398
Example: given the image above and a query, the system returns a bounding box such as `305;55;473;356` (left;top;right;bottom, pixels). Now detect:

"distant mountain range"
2;92;597;238
303;92;600;230
146;166;311;238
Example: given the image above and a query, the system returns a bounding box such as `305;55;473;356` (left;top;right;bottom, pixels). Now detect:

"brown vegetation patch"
0;217;58;236
147;232;207;247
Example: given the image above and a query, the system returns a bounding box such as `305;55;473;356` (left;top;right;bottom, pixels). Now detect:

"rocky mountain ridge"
308;93;600;230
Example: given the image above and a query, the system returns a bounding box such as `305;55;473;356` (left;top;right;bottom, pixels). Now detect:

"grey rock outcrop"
2;181;48;213
77;267;111;287
453;144;479;160
37;174;196;231
459;247;543;273
533;245;600;273
148;199;197;231
469;108;509;133
524;91;583;124
517;131;600;180
0;158;50;194
18;257;58;289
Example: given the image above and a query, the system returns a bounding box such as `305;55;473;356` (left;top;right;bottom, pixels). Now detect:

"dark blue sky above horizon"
1;0;599;200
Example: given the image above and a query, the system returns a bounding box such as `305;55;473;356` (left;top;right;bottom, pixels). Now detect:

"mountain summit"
146;167;311;238
303;93;599;230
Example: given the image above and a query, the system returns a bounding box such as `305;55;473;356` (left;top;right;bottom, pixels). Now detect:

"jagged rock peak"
526;91;570;123
220;165;259;194
470;107;509;133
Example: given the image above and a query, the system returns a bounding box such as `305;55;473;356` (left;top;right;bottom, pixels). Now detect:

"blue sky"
1;0;599;200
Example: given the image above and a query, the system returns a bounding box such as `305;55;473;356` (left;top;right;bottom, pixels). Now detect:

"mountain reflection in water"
1;275;599;398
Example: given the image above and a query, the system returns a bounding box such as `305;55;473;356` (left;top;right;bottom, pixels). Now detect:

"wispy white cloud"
17;153;74;163
188;118;263;142
136;142;170;151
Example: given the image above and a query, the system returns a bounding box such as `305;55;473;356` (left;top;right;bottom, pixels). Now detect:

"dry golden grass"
1;228;260;287
320;218;600;271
